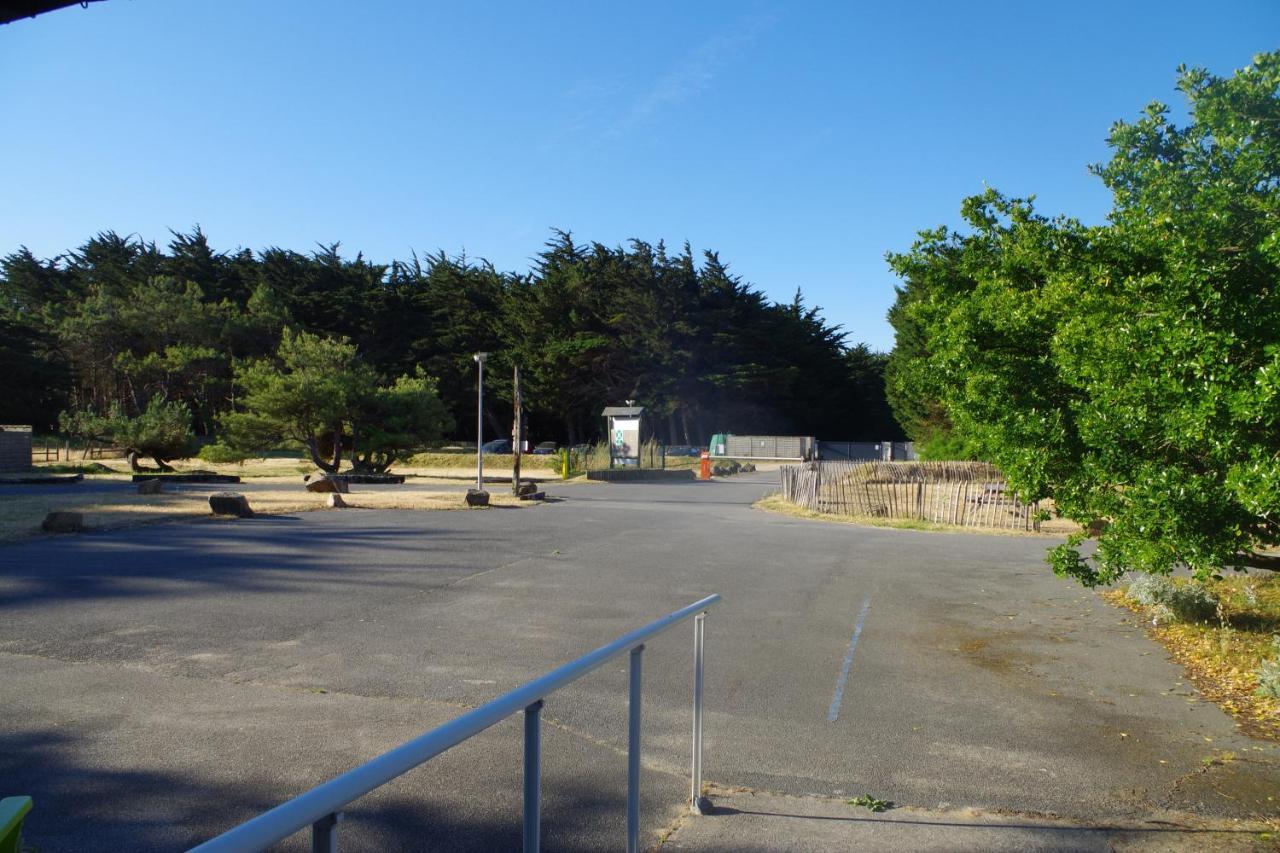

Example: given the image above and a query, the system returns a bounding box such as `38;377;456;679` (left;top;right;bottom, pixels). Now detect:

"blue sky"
1;1;1275;351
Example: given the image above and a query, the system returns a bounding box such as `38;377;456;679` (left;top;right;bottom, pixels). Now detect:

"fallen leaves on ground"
1103;576;1280;742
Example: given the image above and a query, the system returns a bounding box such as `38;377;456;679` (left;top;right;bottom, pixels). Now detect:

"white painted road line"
827;596;872;722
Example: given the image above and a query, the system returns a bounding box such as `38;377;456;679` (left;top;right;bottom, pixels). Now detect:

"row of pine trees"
0;228;903;447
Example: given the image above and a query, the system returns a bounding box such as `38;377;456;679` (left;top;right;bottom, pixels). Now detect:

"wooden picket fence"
779;461;1040;531
30;440;126;463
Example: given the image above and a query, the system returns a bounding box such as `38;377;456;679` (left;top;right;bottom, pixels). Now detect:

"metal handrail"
189;594;721;853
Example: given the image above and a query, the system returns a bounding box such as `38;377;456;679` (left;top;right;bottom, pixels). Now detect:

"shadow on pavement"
2;725;643;852
0;519;493;610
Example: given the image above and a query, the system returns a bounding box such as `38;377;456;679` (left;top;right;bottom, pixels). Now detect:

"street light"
474;352;488;491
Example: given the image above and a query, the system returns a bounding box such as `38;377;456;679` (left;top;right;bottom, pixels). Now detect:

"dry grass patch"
31;455;309;479
753;492;1066;537
0;486;529;543
169;456;314;478
25;461;129;477
1104;575;1280;742
407;451;557;470
35;453;563;481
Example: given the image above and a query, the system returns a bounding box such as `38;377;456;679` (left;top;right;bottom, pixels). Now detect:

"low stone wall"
0;425;32;473
585;468;695;483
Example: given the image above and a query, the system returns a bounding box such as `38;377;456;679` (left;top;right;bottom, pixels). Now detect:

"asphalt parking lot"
1;472;1276;850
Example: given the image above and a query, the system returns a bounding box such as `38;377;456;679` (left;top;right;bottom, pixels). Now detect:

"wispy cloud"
607;10;777;138
541;75;629;151
543;9;777;150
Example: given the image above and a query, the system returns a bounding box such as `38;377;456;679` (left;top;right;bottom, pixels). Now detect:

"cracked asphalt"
0;472;1276;851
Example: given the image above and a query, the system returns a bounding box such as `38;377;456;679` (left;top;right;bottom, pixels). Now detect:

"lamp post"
474;352;488;491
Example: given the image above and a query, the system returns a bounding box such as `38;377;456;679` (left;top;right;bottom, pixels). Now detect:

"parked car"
480;439;512;454
665;445;703;457
531;441;558;455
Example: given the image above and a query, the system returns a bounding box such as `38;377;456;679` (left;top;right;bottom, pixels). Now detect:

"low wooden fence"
33;439;67;462
31;440;126;462
779;461;1040;531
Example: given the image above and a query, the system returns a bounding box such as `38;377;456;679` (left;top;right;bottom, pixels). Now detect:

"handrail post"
186;596;720;853
690;612;707;814
523;700;543;853
311;811;342;853
626;645;644;853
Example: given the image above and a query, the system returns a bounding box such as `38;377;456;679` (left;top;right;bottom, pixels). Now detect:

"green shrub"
197;443;251;464
1125;575;1218;624
916;430;982;461
1257;637;1280;699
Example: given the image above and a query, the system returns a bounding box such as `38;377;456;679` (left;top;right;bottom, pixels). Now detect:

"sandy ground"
0;473;549;542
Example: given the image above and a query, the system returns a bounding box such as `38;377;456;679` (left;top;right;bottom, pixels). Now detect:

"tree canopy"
221;329;452;474
60;397;194;471
885;52;1280;584
2;228;903;449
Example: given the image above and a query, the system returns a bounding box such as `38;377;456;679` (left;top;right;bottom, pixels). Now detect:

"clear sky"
1;1;1275;350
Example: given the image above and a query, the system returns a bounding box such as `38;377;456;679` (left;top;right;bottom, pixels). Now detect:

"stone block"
306;476;349;494
137;479;164;495
41;511;83;533
465;489;490;507
209;492;253;518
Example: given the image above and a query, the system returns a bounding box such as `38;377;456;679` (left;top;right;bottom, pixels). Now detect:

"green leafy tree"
884;237;964;448
111;397;196;471
351;371;453;473
844;345;905;442
0;316;69;429
386;251;508;440
886;53;1280;584
3;224;905;451
222;329;450;473
60;397;195;471
221;329;373;473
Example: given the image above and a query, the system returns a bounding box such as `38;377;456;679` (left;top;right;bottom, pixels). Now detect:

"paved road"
0;473;1276;851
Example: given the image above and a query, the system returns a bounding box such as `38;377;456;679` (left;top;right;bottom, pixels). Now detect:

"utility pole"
474;352;488;491
512;363;522;496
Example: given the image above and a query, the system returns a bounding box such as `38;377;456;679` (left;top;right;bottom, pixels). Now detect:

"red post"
699;451;711;480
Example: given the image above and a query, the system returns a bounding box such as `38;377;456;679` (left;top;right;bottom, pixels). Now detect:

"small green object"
846;794;890;813
0;797;33;853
